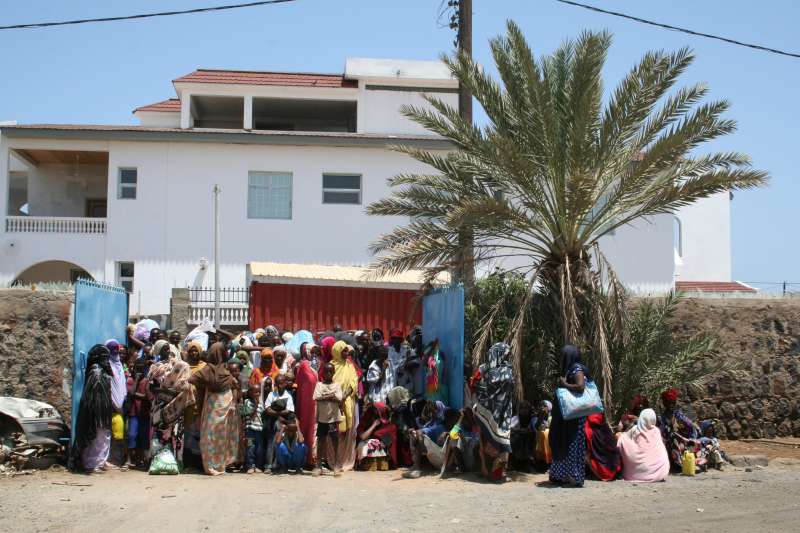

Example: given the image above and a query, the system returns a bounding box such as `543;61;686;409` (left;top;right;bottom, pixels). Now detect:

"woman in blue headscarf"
548;345;589;487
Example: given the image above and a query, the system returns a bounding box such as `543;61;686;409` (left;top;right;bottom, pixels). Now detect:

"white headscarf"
282;332;294;344
630;408;657;439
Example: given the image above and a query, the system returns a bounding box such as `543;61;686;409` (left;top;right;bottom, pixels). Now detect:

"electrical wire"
555;0;800;59
0;0;297;31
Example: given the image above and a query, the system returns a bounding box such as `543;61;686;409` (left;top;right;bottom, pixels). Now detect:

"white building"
0;58;743;318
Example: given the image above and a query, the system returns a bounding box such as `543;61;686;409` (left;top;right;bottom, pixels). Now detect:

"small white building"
0;58;742;317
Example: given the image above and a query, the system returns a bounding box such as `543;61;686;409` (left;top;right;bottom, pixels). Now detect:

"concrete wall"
27;162;107;217
360;88;458;135
675;192;732;282
0;288;74;422
598;214;676;294
675;298;800;438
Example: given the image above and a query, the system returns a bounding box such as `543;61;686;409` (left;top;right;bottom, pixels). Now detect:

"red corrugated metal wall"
248;282;422;334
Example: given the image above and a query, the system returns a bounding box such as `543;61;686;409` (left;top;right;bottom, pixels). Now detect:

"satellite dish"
18;203;29;215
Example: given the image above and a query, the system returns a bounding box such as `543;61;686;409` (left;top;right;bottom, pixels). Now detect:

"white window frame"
116;261;134;293
321;173;362;205
247;171;293;220
117;167;138;200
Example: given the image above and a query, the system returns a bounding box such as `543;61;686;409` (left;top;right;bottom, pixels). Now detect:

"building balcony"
5;216;107;234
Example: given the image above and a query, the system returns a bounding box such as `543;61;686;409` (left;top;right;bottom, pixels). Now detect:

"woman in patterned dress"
188;342;239;476
548;345;589;487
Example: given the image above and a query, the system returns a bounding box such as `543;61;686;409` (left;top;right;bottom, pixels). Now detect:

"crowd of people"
70;322;728;486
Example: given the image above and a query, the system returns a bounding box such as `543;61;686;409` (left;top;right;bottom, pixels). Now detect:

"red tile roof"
173;69;358;88
133;99;180;113
675;281;757;293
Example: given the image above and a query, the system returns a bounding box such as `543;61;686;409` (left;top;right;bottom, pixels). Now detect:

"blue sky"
0;1;795;287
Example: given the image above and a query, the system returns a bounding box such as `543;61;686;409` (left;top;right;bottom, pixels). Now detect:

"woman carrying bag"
548;345;602;488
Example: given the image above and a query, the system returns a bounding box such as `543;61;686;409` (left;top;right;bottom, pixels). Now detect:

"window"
118;168;137;199
322;174;361;205
116;262;134;293
248;172;292;219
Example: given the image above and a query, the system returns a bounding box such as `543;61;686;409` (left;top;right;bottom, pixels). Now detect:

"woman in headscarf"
356;402;398;470
317;336;336;380
618;394;649;432
149;358;196;470
294;342;318;467
617;408;670;482
331;340;359;471
105;339;128;464
585;413;621;481
658;388;700;470
153;339;172;362
549;345;590;487
183;341;206;467
188;342;239;476
71;344;114;473
476;342;514;431
472;342;515;482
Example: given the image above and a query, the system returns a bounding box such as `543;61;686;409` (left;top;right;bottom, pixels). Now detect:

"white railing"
5;216;107;234
188;304;249;326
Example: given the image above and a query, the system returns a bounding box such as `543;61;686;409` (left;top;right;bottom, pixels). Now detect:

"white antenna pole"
213;184;221;329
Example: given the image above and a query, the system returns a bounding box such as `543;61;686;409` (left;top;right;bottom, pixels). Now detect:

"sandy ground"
1;458;799;533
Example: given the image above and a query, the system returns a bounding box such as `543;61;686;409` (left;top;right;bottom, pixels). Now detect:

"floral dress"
199;388;239;474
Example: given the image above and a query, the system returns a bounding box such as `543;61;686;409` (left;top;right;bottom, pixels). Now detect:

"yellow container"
111;413;124;440
682;450;696;476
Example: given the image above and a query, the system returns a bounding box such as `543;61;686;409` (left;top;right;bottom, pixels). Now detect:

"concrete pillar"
180;94;192;129
170;287;191;334
244;95;253;130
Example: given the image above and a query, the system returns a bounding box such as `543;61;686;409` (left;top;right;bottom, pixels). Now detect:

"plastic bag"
111;413;124;440
149;446;180;475
135;318;160;334
555;379;604;420
184;317;215;352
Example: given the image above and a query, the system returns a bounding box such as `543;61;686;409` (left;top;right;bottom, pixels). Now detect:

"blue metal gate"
71;279;129;442
422;285;465;409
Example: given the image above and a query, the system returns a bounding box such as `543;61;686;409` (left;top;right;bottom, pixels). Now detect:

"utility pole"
456;0;475;298
213;184;221;329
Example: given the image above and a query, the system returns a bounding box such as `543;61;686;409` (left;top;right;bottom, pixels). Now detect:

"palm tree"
367;21;767;407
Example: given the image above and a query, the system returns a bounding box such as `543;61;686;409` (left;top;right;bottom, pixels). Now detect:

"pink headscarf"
318;336;336;380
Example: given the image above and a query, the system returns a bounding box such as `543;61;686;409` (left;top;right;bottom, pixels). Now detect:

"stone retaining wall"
0;288;74;422
675;298;800;439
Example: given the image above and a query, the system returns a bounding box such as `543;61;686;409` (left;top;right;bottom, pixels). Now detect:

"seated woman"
356;402;398;471
658;388;700;471
585;413;621;481
617;394;649;432
617;408;669;482
441;407;480;477
402;400;450;478
509;400;537;472
534;400;552;471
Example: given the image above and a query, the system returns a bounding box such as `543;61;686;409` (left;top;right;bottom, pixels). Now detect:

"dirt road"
1;460;799;533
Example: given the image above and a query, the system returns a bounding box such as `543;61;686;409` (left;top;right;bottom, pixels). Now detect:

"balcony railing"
187;286;249;326
5;216;107;234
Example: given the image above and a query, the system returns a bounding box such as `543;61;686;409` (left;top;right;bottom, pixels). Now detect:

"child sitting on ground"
313;362;343;477
509;400;537;472
274;413;307;474
241;383;264;473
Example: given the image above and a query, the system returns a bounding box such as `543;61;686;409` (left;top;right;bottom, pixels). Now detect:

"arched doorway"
12;260;94;285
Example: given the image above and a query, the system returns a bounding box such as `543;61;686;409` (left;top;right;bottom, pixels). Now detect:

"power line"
0;0;296;31
555;0;800;59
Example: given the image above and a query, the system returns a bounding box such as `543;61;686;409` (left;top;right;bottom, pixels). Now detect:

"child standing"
313;363;343;477
263;373;294;474
241;383;264;473
274;413;307;473
125;359;151;468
